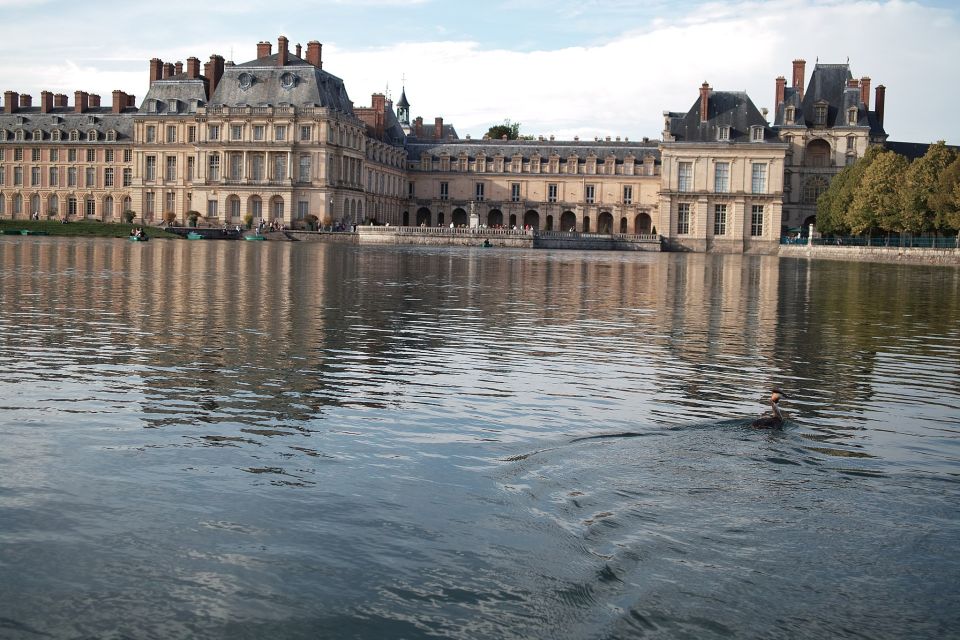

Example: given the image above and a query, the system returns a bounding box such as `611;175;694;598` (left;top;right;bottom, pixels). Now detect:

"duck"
750;389;784;429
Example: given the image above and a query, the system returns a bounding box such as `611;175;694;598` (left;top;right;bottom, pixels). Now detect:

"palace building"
0;36;889;253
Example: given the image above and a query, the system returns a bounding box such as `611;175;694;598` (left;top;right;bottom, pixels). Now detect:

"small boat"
187;232;204;240
128;234;149;242
244;234;266;241
21;229;49;236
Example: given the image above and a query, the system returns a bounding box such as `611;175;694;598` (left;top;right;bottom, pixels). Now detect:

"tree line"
817;141;960;236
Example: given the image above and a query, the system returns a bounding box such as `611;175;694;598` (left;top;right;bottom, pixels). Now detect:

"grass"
0;219;180;239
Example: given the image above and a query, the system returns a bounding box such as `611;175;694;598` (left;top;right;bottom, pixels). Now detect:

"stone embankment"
353;226;661;251
779;244;960;266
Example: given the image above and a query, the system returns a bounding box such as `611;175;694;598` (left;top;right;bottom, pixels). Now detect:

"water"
0;237;958;639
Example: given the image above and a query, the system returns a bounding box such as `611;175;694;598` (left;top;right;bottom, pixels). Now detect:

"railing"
358;226;660;242
783;235;960;249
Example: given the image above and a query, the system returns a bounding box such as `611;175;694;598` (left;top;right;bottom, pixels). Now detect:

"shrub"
186;210;201;227
123;210;137;224
243;213;254;229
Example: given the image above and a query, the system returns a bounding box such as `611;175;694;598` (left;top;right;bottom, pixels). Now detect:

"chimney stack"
860;76;871;110
257;41;272;59
74;91;88;114
775;76;786;108
112;90;127;113
414;116;423;138
162;63;174;79
295;43;302;58
207;54;225;99
3;91;17;113
54;93;68;108
127;94;136;108
186;57;200;79
875;85;885;127
278;36;289;66
699;82;711;122
88;94;101;108
792;59;806;101
175;61;183;76
434;116;443;139
306;41;322;68
19;93;32;108
41;90;53;113
149;58;163;84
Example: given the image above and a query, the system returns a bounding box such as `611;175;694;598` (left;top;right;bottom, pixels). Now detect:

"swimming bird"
750;389;784;429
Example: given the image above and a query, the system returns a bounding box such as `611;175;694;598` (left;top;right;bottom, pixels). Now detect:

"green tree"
816;145;882;234
930;155;960;232
848;149;909;234
899;141;957;233
486;119;521;140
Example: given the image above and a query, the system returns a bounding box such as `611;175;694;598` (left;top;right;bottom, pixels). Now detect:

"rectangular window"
548;183;558;203
123;168;132;187
166;126;176;143
230;198;241;219
714;162;729;193
14;148;23;161
67;167;76;187
50;148;59;162
208;154;220;180
511;182;521;202
299;154;311;182
847;109;857;126
815;105;827;125
146;126;156;142
32;148;41;161
105;149;113;163
187;157;194;181
253;125;265;141
751;126;764;142
846;136;855;151
123;149;132;163
251;154;264;181
678;162;693;192
207;200;217;217
677;203;690;235
718;127;729;141
14;166;23;186
145;156;156;181
275;126;286;141
31;166;40;186
274;154;286;181
231;125;243;140
229;154;241;181
166;156;176;181
0;149;4;160
714;204;727;236
48;167;58;186
166;191;176;214
273;199;283;219
145;192;154;215
440;181;449;200
751;163;767;194
68;148;77;162
751;205;764;236
585;184;595;204
208;125;220;141
188;126;196;143
475;182;485;201
85;167;95;187
623;185;633;204
298;201;309;219
104;167;114;187
86;197;95;217
300;125;311;141
86;149;95;162
68;197;77;216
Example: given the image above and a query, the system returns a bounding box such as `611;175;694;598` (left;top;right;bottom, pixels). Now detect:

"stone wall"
779;244;960;266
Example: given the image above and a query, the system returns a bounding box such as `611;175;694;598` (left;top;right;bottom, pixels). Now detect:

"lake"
1;237;958;639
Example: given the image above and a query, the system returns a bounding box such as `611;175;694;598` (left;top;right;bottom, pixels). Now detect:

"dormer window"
87;130;97;141
814;104;828;126
52;130;62;141
847;107;858;126
751;126;765;142
106;130;117;142
785;106;795;124
717;126;730;141
14;129;24;141
70;130;80;142
32;129;43;141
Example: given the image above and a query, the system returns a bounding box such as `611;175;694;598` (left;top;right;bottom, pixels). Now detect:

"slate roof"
0;109;134;142
139;79;208;115
396;88;409;109
667;90;775;143
774;63;886;136
381;100;406;145
404;139;661;163
885;141;960;160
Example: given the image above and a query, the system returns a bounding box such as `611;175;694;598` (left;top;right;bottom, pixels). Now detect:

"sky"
1;0;958;144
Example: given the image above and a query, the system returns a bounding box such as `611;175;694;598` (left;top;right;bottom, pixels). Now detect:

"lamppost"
329;197;334;231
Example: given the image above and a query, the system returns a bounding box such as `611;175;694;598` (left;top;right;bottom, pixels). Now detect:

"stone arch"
402;210;410;226
523;209;540;230
487;209;503;227
619;216;627;233
546;214;554;231
803;176;830;204
509;213;517;228
598;211;614;233
635;212;652;234
30;194;41;216
437;211;444;226
416;207;431;226
583;216;591;233
560;210;576;232
48;194;59;217
803;215;816;234
452;207;467;227
805;139;831;167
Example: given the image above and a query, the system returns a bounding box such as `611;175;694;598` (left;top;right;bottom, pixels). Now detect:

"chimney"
41;90;53;113
278;36;288;67
127;94;136;108
112;90;127;113
792;59;806;101
3;91;17;113
414;116;423;137
186;57;200;79
54;93;68;108
860;76;871;110
88;94;101;108
149;58;163;85
775;76;786;107
19;93;32;108
306;41;322;68
699;82;711;122
434;116;443;139
74;91;88;114
875;85;885;127
295;43;302;58
257;41;272;59
207;55;225;98
175;61;183;76
846;79;859;89
162;63;174;79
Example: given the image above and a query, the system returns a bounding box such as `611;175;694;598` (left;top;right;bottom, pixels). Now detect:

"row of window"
1;129;118;142
676;161;767;194
0;165;132;188
424;181;637;204
417;155;654;177
0;192;131;217
676;203;765;236
0;148;132;163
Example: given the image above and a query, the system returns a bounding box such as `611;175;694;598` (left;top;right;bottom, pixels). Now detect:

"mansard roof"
0;109;134;141
214;53;354;114
140;79;208;115
775;62;886;136
405;139;661;163
667;90;774;143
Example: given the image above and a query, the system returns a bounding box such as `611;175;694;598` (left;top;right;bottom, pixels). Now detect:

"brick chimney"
88;94;101;108
306;41;322;68
699;82;711;122
127;94;136;108
41;90;53;113
19;93;32;108
846;79;859;89
162;63;174;79
257;41;272;59
186;57;200;79
175;61;183;76
74;91;88;114
278;36;288;66
149;58;163;85
54;93;68;108
414;116;423;137
434;116;443;139
859;76;871;110
875;85;885;127
295;43;302;58
775;76;786;107
792;59;806;101
112;90;127;113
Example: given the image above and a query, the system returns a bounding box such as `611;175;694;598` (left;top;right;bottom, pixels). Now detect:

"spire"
396;85;410;127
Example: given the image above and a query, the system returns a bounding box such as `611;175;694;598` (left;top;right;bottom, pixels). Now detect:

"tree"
186;210;201;227
848;149;909;234
162;211;177;226
123;210;137;224
930;155;960;233
816;145;882;234
486;119;521;140
899;141;957;234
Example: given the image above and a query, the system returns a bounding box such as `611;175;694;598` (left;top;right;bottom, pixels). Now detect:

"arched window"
805;139;831;168
104;196;114;219
803;176;830;204
30;194;40;215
